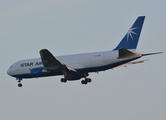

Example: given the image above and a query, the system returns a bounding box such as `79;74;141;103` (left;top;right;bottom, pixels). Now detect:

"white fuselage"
7;50;141;79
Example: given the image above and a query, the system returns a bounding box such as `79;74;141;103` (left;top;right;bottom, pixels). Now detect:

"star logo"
127;27;138;41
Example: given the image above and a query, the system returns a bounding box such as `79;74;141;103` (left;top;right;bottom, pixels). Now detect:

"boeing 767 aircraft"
7;16;162;87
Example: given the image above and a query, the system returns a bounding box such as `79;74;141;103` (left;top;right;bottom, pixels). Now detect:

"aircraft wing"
39;49;77;76
112;59;148;69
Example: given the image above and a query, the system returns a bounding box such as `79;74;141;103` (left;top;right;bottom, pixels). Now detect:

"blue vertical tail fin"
113;16;145;50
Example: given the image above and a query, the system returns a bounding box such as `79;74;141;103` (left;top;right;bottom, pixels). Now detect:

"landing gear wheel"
61;78;64;82
81;80;87;85
18;83;22;87
84;81;87;84
81;80;85;84
86;78;92;83
88;78;92;83
61;78;67;83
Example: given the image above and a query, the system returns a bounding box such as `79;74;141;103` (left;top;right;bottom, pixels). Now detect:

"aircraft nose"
7;68;11;75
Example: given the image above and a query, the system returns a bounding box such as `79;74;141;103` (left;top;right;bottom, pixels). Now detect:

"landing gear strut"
81;78;92;85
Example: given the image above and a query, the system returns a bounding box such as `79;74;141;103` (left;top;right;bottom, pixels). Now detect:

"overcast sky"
1;0;166;120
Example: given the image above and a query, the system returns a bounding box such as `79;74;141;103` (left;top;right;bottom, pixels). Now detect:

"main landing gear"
60;77;92;85
81;78;92;85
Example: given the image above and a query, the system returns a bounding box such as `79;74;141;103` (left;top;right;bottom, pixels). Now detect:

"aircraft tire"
18;83;22;87
81;80;87;85
61;78;67;83
87;78;92;83
81;80;84;84
61;78;64;82
64;79;67;83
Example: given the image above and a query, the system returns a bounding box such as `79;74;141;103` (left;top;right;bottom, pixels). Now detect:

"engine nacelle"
30;67;43;77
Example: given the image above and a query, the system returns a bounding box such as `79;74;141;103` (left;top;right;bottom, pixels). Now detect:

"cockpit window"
10;65;12;68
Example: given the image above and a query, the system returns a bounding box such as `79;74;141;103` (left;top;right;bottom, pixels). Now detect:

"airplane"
7;16;162;87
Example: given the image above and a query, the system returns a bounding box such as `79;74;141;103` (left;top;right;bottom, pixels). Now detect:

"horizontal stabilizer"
118;48;136;59
112;59;148;69
142;52;163;56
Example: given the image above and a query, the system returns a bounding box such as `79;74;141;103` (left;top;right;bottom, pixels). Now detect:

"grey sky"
1;0;165;120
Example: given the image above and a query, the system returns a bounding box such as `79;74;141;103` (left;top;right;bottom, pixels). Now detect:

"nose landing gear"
17;78;23;87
